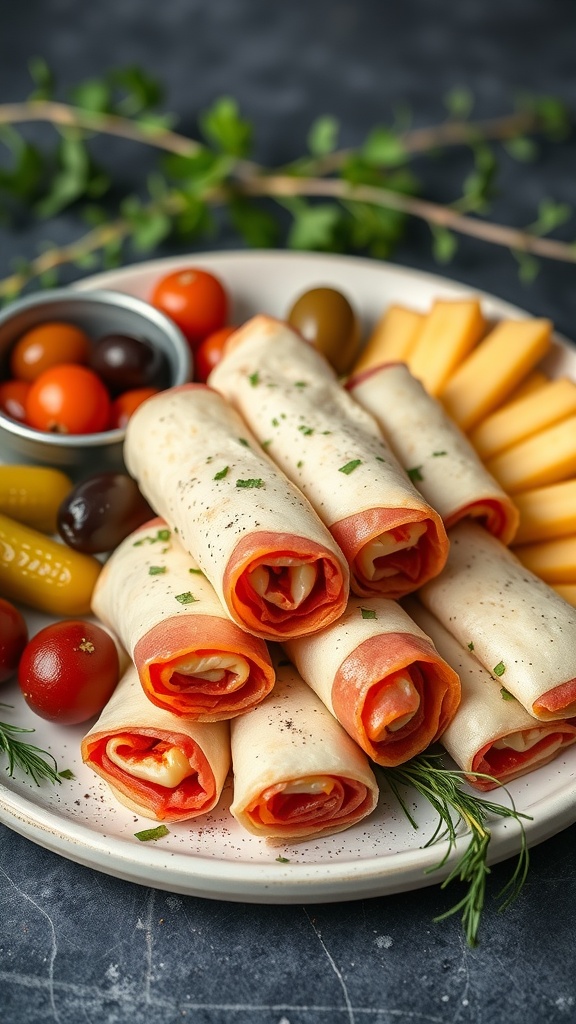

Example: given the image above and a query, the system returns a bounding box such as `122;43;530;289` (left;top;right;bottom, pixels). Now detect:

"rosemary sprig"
0;705;61;786
381;752;531;947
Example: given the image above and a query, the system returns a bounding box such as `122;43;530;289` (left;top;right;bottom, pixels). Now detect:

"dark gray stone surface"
1;2;575;1021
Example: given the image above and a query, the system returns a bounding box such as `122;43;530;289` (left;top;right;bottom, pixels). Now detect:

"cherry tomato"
18;620;120;724
57;471;153;554
194;326;237;383
0;597;28;684
109;387;159;429
25;364;111;434
10;321;92;382
90;334;169;396
0;379;31;422
150;268;229;349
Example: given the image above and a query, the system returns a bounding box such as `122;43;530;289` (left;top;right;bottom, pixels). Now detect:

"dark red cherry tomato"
109;387;159;429
18;620;120;724
150;268;229;349
0;379;31;423
0;597;28;684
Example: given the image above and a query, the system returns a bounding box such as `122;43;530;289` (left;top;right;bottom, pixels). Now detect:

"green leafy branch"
382;752;530;947
0;705;60;785
0;60;574;299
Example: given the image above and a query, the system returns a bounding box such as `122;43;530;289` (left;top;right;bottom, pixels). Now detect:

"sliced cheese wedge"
513;535;576;583
513;479;576;545
470;377;576;461
440;318;552;431
350;304;424;373
406;298;486;396
485;414;576;494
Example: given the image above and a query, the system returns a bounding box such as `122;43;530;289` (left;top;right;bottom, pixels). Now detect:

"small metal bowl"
0;288;192;474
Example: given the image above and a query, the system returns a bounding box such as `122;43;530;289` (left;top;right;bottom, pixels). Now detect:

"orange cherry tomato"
0;379;31;422
10;321;92;382
150;268;229;349
25;364;111;434
109;387;159;429
194;326;237;383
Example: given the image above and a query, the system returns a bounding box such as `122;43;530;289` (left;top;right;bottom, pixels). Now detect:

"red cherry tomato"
0;379;31;423
18;620;120;724
10;321;92;382
109;387;159;429
194;326;237;383
150;268;229;349
0;597;28;684
25;364;111;434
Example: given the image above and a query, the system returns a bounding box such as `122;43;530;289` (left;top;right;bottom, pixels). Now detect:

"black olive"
89;334;169;396
57;472;154;554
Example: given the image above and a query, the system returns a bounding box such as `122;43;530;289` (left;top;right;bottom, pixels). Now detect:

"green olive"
286;286;361;376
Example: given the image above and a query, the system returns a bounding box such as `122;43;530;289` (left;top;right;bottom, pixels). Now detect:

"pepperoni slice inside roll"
81;665;230;821
91;518;275;721
284;596;460;766
230;653;378;840
123;385;349;640
209;316;448;599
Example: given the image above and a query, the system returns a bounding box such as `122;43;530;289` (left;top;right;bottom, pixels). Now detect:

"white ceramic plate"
1;250;575;904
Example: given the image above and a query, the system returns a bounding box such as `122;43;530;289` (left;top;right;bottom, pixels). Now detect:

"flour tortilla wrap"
81;664;230;821
406;598;576;790
209;316;448;600
348;362;519;545
229;652;379;841
124;384;349;640
91;518;275;721
284;595;460;766
419;521;576;721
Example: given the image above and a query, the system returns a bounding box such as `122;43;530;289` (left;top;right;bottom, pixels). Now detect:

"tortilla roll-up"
229;653;379;841
91;518;275;721
81;664;230;821
406;599;576;791
210;316;448;600
124;384;349;640
419;521;576;722
284;595;460;766
347;362;519;545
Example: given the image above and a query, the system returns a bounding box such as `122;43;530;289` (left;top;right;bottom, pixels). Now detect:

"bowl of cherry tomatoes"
0;288;192;473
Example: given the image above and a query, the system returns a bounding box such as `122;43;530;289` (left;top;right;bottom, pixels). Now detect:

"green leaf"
361;127;407;168
360;607;377;620
70;79;112;114
35;134;91;218
199;96;252;158
430;225;458;264
512;248;540;285
504;137;538;162
518;93;571;140
108;65;164;116
444;86;474;119
493;661;506;677
134;824;170;842
528;198;573;237
286;200;342;251
229;198;280;248
132;210;172;251
338;459;362;475
163;149;231;194
28;56;55;100
307;115;340;157
0;130;44;201
136;113;177;133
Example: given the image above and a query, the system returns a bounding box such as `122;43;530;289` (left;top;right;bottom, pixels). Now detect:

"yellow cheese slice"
351;305;423;374
439;318;552;431
504;370;549;403
406;298;486;396
484;414;576;494
551;583;576;607
513;479;576;544
470;378;576;461
513;534;576;582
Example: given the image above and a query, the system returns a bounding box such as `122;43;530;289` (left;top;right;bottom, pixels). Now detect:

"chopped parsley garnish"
214;466;229;480
467;641;475;651
298;425;314;435
360;607;377;620
294;381;308;388
135;825;170;842
261;439;272;448
189;568;205;575
249;371;260;386
271;417;280;427
500;687;515;701
296;460;303;468
175;592;197;604
432;450;448;457
276;855;290;863
133;527;171;547
339;459;362;475
493;661;506;677
236;478;264;489
407;466;424;483
58;769;75;780
238;437;250;447
376;455;386;463
149;566;167;575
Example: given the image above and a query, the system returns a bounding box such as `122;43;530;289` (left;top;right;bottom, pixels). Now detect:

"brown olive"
57;472;153;554
286;286;361;376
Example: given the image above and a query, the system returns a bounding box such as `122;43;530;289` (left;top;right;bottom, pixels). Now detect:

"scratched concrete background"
1;1;576;1022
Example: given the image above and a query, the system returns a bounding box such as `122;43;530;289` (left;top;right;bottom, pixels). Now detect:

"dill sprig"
0;705;61;786
381;751;531;947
